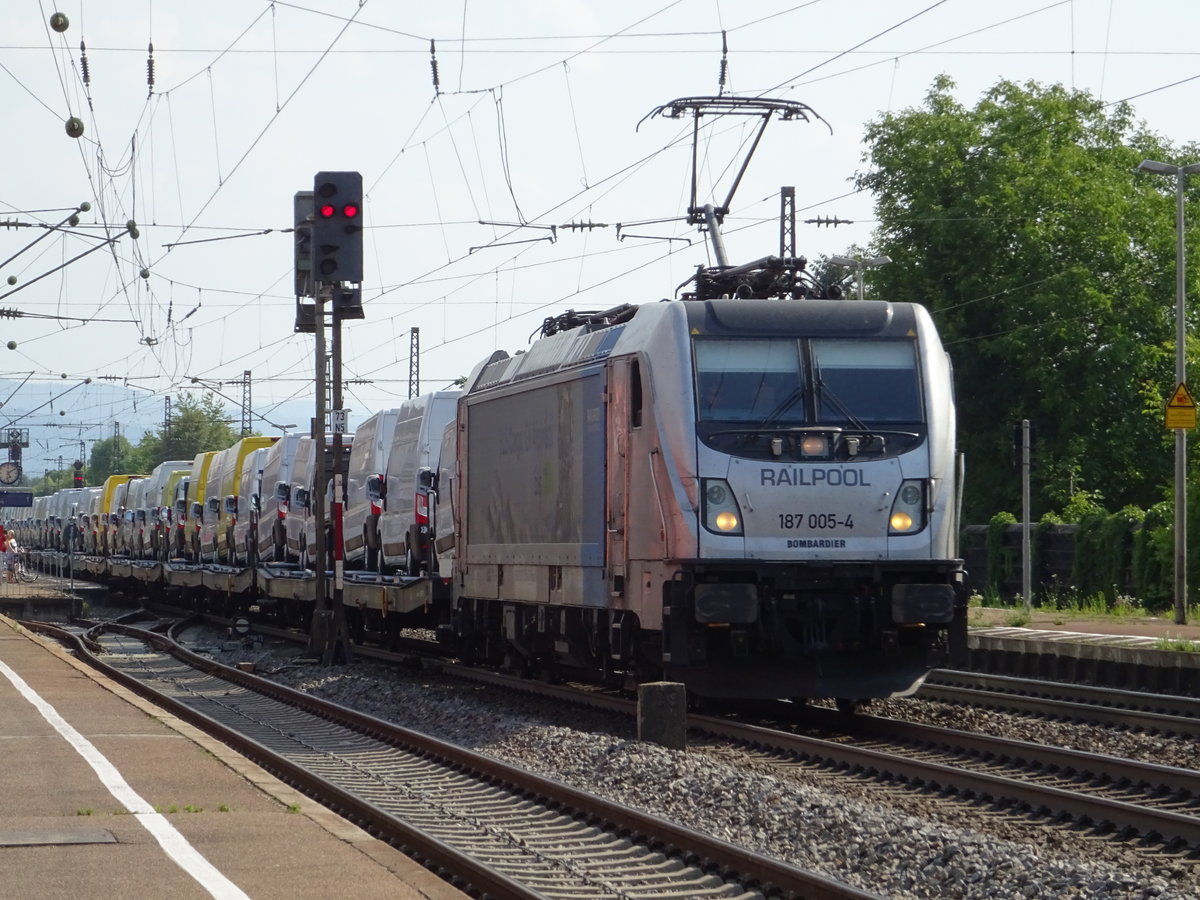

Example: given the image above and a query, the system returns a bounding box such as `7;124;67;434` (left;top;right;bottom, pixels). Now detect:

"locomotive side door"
605;356;634;594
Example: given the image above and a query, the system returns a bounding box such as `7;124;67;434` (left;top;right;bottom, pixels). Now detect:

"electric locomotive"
445;293;967;703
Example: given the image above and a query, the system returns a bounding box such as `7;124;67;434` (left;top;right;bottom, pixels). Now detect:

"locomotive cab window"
812;339;922;425
694;336;925;460
695;339;802;423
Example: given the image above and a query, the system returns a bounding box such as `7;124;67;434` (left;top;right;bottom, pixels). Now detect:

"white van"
109;478;139;556
198;447;232;563
50;488;87;551
78;486;104;553
137;460;193;560
257;433;304;563
31;495;50;549
231;445;270;566
378;391;459;575
430;416;458;581
341;408;403;571
121;478;150;557
294;435;353;568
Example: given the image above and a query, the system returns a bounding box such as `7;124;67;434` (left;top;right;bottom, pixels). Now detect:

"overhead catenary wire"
6;1;1200;477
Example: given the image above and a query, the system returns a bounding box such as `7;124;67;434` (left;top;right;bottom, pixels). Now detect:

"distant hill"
0;379;190;478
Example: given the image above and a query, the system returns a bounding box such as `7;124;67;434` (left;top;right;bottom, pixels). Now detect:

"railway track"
720;708;1200;855
111;611;1200;857
24;619;874;900
347;647;1200;859
919;669;1200;736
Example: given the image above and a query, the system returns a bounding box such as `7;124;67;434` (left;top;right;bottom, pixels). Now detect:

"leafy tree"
138;392;240;468
85;392;238;481
856;75;1191;523
88;433;144;482
29;467;73;495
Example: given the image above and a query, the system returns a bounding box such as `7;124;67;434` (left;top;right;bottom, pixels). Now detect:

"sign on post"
1166;382;1197;430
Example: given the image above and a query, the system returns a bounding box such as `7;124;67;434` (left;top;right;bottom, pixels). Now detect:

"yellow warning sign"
1166;382;1197;430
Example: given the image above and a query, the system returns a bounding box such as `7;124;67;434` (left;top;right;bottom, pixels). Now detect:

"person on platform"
4;536;18;583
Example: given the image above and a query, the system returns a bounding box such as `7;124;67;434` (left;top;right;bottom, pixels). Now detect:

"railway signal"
312;171;363;284
297;171;361;666
293;190;313;298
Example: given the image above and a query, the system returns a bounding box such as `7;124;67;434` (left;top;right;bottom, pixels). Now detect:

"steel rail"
27;619;877;900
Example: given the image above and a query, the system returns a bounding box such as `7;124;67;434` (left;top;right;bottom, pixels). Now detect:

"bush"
986;511;1018;601
1132;501;1172;611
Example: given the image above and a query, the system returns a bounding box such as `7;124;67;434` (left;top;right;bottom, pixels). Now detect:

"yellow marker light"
890;511;914;532
715;511;739;532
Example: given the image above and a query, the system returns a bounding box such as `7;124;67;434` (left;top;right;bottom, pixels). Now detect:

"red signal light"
342;203;359;218
318;203;336;218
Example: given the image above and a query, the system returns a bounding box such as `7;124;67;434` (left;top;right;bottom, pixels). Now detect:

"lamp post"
1138;159;1200;625
829;254;892;301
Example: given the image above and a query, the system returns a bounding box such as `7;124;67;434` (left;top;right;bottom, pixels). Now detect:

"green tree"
29;467;73;495
139;392;239;468
88;434;144;482
85;392;238;481
856;75;1190;523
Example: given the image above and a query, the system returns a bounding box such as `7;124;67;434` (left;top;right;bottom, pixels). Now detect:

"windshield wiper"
815;375;873;435
759;385;805;427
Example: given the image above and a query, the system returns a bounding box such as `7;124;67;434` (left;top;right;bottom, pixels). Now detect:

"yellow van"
183;451;219;563
217;436;278;564
97;474;134;556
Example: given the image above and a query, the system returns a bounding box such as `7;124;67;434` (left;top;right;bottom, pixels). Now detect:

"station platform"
0;616;466;900
0;570;99;620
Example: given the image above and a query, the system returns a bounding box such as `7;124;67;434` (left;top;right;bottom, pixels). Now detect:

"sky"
2;0;1199;475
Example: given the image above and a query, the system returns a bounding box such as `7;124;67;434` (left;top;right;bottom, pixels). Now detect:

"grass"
1004;608;1031;627
968;589;1200;643
968;589;1200;621
1155;636;1200;653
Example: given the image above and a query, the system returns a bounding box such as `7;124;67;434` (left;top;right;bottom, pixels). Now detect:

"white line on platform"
0;657;250;899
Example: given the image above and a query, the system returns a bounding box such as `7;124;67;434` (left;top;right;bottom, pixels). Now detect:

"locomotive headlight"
889;479;927;534
800;434;828;457
702;478;743;536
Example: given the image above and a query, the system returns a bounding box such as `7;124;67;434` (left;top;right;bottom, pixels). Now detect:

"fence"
961;523;1138;603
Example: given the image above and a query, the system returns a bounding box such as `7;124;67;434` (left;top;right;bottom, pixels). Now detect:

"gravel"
199;637;1200;900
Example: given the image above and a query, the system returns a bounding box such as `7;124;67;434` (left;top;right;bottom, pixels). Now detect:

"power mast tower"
408;327;420;399
239;370;252;436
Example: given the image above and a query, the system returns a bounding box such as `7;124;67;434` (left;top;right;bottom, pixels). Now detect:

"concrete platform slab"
0;616;466;900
